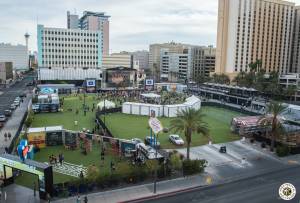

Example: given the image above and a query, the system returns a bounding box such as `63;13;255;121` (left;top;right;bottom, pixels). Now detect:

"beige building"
79;11;110;56
291;6;300;73
192;46;216;79
215;0;295;79
0;62;13;84
102;53;133;69
149;42;191;81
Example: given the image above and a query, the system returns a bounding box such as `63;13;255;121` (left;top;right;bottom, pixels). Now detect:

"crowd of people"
49;153;64;166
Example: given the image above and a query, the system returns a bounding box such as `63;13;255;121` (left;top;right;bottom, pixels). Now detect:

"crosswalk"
51;161;88;178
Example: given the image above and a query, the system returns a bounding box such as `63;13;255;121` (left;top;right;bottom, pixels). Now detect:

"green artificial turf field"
15;143;121;188
31;95;245;149
31;95;99;131
103;106;246;149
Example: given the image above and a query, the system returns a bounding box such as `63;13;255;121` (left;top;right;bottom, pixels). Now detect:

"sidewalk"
0;184;44;203
54;174;209;203
0;95;31;153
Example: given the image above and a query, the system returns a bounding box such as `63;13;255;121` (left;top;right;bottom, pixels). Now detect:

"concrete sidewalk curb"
118;164;298;203
118;184;207;203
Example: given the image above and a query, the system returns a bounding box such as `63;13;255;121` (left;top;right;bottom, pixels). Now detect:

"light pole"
103;97;106;125
153;132;158;194
83;90;86;116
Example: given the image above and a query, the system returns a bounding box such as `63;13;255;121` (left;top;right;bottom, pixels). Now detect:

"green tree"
170;108;209;160
233;71;246;86
248;62;258;72
285;85;297;103
256;59;262;72
24;110;34;128
258;101;287;151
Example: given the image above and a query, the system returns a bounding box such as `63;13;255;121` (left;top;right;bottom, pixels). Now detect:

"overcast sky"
1;0;300;53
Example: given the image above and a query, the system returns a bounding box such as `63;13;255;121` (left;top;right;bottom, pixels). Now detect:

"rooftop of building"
37;24;101;33
0;43;26;48
81;11;110;19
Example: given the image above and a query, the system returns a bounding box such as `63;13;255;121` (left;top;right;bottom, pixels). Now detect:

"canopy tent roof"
97;100;116;110
141;93;161;98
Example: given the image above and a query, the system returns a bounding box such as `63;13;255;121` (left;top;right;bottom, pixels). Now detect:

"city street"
0;73;34;114
141;165;300;203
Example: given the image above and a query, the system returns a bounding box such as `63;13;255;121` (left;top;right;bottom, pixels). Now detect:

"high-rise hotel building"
37;25;102;68
215;0;295;78
67;11;110;56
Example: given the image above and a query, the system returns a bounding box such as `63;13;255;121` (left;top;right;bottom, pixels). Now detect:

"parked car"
0;115;6;122
32;104;40;113
13;101;20;107
14;97;21;102
169;134;185;146
26;82;33;87
144;136;160;148
131;138;143;145
4;110;12;117
19;93;26;98
10;104;16;110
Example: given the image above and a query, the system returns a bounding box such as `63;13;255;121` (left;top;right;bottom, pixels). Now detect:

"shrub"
24;110;34;128
86;165;100;182
146;160;159;176
170;152;182;171
276;145;290;157
182;159;207;176
163;128;169;133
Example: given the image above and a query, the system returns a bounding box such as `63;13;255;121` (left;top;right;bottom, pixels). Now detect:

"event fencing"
122;95;201;117
96;107;122;137
8;110;28;154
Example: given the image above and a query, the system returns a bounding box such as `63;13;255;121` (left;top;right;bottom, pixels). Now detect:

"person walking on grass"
84;195;88;203
76;195;81;203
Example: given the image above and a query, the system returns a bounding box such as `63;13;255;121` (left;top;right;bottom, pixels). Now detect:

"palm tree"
170;108;209;160
285;85;297;103
256;59;262;72
258;101;287;151
248;62;258;72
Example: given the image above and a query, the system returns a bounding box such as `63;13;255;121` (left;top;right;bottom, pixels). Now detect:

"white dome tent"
97;100;116;110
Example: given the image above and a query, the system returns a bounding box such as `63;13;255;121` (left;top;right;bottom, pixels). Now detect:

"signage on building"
86;80;96;87
145;79;154;91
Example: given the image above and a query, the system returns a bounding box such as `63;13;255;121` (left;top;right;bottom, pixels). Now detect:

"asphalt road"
0;72;35;114
142;165;300;203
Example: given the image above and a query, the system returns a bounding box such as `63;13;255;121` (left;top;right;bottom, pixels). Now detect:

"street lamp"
103;96;106;126
83;91;87;116
153;132;159;194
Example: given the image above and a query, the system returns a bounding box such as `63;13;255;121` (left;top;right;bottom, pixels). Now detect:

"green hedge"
182;159;207;176
276;145;290;157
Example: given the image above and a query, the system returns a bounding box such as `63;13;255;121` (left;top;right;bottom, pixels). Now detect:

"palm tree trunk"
271;136;275;152
186;141;190;160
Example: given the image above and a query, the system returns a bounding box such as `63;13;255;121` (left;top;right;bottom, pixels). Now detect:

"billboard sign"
86;80;96;87
149;117;163;134
86;79;96;93
145;79;154;91
28;132;46;148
